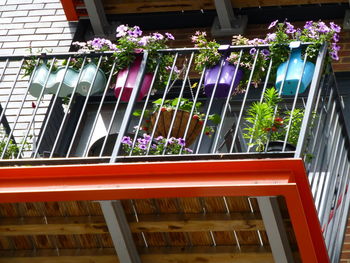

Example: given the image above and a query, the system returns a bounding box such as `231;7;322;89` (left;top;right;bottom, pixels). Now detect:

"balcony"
0;44;348;263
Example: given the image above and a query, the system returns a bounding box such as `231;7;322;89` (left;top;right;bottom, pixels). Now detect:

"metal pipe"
109;52;149;163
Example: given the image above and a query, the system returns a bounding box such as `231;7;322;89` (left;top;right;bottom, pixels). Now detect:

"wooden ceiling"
101;0;348;14
0;197;300;262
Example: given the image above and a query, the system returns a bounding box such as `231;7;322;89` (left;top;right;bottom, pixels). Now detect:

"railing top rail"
0;42;316;61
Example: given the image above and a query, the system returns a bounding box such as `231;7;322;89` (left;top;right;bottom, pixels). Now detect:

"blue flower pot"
276;47;315;96
29;63;106;98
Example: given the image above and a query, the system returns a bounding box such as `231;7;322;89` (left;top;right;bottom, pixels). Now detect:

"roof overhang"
0;158;329;262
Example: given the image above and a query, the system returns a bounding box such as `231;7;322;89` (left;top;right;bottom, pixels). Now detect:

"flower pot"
204;61;243;98
114;57;154;102
266;141;296;152
276;46;315;96
29;63;106;98
149;110;202;146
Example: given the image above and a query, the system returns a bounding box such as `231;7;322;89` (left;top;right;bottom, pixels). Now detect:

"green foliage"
244;87;306;152
266;20;341;70
22;48;58;78
275;108;304;146
0;131;31;159
191;31;221;72
228;35;269;91
243;87;280;151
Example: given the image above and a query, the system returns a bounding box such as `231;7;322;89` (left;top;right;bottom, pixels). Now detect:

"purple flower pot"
204;61;243;98
114;57;153;102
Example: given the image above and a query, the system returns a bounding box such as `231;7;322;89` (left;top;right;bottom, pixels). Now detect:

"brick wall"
0;0;77;152
341;218;350;262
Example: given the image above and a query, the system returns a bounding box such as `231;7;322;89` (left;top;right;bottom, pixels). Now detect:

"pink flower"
268;20;278;29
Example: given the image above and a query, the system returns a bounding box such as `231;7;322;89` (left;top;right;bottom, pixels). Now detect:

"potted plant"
0;131;30;159
266;20;341;95
24;38;116;98
113;25;176;102
192;32;269;98
243;87;304;152
133;97;221;146
121;133;193;155
227;35;270;92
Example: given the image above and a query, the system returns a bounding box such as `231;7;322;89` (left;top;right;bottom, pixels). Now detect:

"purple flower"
155;136;164;141
308;29;317;39
143;133;151;141
330;52;339;61
191;35;198;43
331;43;341;51
266;33;276;42
261;49;270;58
121;136;132;146
285;22;296;34
167;137;176;144
116;24;128;38
317;22;330;33
90;38;103;49
249;48;257;55
139;144;147;150
128;30;139;38
184;148;193;153
138;36;149;46
133;26;143;37
137;138;147;145
165;32;175;40
304;21;314;30
333;33;340;43
330;22;341;33
109;44;118;51
153;33;164;40
174;66;180;74
268;20;278;29
126;36;138;43
177;138;186;147
151;144;157;149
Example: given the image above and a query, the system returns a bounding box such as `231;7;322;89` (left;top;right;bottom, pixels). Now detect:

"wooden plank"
101;0;347;14
0;216;108;235
131;213;267;232
0;213;282;236
0;247;275;263
102;0;215;14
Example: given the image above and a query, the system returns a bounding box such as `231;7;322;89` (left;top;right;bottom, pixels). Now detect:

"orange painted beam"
60;0;79;21
0;158;328;262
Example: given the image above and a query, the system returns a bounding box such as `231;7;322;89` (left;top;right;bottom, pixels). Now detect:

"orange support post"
60;0;79;21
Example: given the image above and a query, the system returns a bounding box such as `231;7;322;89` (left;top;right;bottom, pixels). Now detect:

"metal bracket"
211;0;247;36
344;9;350;30
257;197;294;263
100;200;141;263
84;0;109;36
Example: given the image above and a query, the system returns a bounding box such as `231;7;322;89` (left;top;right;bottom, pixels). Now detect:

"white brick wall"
0;0;77;156
0;0;77;54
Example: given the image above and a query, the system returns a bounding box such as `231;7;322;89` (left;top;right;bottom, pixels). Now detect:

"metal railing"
0;45;349;261
302;69;350;263
0;44;324;162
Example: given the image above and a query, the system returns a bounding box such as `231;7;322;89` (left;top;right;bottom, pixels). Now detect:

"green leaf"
133;110;142;117
209;114;221;124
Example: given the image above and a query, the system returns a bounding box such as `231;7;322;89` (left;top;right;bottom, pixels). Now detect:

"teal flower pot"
276;45;315;96
29;63;106;98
